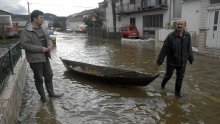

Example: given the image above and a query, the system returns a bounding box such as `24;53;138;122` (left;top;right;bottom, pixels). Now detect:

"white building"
104;0;208;38
116;0;171;38
104;0;174;38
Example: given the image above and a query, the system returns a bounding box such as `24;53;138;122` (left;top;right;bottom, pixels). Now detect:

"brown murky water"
18;32;220;124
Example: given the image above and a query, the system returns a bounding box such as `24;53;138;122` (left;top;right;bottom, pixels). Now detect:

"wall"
182;0;201;35
0;51;27;124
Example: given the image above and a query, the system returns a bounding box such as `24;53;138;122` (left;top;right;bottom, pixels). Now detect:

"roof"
0;10;12;15
12;14;29;21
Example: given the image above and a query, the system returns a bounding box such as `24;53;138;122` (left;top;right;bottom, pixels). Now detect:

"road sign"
91;16;97;22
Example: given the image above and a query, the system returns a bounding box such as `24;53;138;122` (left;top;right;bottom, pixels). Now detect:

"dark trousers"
29;60;54;97
161;64;186;93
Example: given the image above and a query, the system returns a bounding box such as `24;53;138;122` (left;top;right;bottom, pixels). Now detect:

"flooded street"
18;32;220;124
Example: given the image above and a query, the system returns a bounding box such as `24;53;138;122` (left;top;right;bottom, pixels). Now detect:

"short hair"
30;10;44;22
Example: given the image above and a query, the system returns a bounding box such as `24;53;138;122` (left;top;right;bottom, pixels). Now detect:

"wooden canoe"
60;57;159;86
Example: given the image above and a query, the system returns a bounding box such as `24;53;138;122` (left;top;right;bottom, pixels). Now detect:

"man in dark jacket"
157;19;194;97
20;10;63;103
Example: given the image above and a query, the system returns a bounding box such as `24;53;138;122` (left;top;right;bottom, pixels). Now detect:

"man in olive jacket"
157;19;194;97
20;10;63;103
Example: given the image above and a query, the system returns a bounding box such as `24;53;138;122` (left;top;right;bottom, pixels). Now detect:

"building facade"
198;0;220;58
116;0;170;38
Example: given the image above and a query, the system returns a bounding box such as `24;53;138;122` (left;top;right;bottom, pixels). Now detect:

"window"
143;14;163;27
120;0;123;5
210;0;220;4
130;0;135;4
213;11;220;31
173;0;182;18
118;16;121;21
130;18;136;26
214;11;219;25
209;10;220;31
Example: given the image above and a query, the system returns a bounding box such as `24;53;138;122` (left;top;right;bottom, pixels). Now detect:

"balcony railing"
116;0;167;15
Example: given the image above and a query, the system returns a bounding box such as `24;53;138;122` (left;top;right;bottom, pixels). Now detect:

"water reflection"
35;100;61;124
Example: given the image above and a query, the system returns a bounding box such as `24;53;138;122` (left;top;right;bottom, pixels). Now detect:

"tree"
53;17;66;31
83;9;103;27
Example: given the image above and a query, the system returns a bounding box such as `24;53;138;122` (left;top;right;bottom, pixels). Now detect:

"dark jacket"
157;30;194;66
20;22;53;63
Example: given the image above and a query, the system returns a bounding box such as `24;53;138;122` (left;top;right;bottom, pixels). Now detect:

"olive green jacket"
20;22;53;63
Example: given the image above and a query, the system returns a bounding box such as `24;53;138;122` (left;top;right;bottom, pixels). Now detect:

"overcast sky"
0;0;103;16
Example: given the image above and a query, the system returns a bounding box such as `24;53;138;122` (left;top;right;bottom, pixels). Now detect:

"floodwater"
18;32;220;124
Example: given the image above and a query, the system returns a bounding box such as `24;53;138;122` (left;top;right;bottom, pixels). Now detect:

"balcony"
116;0;168;15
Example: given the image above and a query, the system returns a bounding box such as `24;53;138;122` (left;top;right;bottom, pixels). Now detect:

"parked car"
46;30;56;45
120;26;139;39
75;24;87;33
66;28;74;32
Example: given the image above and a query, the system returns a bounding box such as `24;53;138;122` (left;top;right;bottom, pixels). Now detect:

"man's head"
31;10;44;26
177;19;186;32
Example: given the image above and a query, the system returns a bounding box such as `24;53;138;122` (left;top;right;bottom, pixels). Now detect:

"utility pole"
27;2;31;21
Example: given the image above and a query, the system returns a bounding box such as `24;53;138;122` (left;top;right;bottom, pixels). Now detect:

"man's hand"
42;47;48;53
47;46;53;52
152;64;160;75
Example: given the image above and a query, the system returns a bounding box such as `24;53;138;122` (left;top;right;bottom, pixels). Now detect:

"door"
206;10;220;48
130;18;136;26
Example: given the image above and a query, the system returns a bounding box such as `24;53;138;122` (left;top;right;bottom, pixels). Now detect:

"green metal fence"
0;42;22;93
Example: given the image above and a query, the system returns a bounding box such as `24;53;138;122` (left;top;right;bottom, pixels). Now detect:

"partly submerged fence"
0;42;22;93
87;27;122;40
157;29;197;47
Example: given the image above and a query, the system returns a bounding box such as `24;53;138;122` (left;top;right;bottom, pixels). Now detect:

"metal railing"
0;42;22;93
